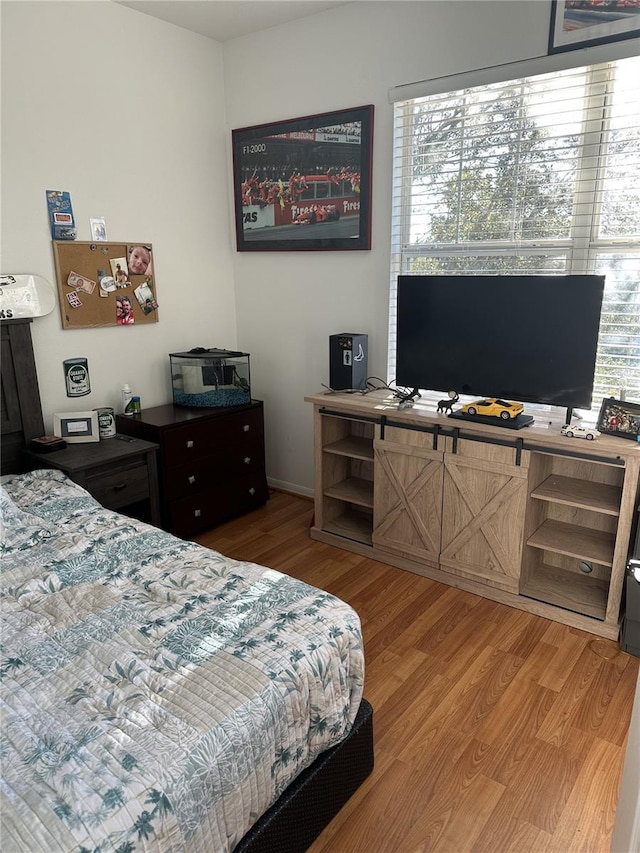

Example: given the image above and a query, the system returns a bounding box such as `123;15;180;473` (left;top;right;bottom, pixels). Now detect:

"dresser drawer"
167;472;269;537
86;458;150;511
162;408;264;466
163;439;264;500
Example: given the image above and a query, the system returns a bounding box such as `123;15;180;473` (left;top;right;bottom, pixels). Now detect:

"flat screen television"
395;274;605;410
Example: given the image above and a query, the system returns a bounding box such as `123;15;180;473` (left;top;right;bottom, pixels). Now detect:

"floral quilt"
0;469;364;852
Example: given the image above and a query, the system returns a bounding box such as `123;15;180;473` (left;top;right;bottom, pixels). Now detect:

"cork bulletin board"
52;240;159;329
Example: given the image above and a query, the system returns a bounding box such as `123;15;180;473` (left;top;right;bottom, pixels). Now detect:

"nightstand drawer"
26;437;160;526
87;460;150;510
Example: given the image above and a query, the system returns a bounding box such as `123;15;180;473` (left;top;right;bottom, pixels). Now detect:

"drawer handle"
249;487;256;495
243;456;251;465
186;440;194;449
194;509;201;518
114;483;127;491
243;425;250;432
188;475;196;484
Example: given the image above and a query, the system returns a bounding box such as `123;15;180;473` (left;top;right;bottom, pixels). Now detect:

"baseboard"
267;478;314;499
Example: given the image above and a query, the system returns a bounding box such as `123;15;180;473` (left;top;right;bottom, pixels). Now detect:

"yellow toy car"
460;398;524;420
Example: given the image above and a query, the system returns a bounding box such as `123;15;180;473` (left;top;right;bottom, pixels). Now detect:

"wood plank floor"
195;490;639;853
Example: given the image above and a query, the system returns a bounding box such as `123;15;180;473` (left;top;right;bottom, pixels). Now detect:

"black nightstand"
27;435;161;527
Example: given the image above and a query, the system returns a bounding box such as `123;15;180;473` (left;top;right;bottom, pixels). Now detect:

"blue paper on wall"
46;189;77;240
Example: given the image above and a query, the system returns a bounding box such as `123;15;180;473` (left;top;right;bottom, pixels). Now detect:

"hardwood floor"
195;490;639;853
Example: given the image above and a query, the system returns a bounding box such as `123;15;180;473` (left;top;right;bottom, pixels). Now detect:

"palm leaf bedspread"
0;469;364;852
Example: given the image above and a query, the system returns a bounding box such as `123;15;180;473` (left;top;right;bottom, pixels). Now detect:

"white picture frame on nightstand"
53;410;100;443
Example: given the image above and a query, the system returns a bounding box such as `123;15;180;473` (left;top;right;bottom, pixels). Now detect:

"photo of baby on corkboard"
128;245;153;275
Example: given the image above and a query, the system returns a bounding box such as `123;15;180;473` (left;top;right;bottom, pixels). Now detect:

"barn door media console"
306;391;640;640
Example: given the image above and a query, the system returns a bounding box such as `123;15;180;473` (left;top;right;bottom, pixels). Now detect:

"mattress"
0;469;364;852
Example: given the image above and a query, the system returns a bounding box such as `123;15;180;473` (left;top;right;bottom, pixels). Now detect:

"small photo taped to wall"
89;216;107;241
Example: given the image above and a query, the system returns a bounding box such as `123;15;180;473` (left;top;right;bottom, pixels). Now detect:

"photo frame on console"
596;397;640;441
232;105;373;252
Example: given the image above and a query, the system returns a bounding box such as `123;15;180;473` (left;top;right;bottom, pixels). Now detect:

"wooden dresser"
116;401;269;537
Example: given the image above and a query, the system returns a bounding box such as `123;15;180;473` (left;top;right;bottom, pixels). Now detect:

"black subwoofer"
329;333;368;391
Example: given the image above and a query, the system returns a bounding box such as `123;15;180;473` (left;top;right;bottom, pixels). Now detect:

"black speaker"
329;333;368;391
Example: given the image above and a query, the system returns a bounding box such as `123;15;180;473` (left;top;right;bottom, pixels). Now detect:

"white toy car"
560;424;601;441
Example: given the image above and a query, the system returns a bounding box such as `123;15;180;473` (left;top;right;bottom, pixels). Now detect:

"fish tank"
170;349;251;408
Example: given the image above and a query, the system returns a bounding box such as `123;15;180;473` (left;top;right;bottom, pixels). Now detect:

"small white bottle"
121;383;133;414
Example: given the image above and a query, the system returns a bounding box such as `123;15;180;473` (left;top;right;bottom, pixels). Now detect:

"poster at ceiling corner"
46;190;77;240
549;0;640;53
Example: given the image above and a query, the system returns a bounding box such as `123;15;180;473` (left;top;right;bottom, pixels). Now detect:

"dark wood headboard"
1;319;45;475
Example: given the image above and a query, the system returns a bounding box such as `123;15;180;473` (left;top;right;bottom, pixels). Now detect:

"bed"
0;319;374;853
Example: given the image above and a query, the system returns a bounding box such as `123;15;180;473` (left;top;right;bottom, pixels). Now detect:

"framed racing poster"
232;105;374;251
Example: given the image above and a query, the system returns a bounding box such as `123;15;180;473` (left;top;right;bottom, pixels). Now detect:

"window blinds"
389;55;640;409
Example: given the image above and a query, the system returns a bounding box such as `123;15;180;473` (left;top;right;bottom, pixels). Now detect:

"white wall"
611;669;640;852
2;0;557;493
1;0;235;423
222;0;550;494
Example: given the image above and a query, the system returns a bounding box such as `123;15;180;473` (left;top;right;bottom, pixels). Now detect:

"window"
389;56;640;409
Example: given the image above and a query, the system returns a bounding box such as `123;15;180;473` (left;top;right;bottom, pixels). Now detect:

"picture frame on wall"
549;0;640;54
232;105;374;252
596;397;640;441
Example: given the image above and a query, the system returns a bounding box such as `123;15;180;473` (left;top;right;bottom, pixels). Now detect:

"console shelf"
324;508;373;545
520;562;609;621
306;390;640;640
324;436;375;462
531;474;622;516
527;519;615;567
324;477;374;508
314;409;375;546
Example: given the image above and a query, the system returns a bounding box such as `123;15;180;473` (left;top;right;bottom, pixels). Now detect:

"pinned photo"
127;245;153;276
110;257;129;287
116;294;135;325
134;279;158;315
66;291;83;308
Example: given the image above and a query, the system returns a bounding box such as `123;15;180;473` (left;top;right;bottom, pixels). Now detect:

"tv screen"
395;274;605;409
